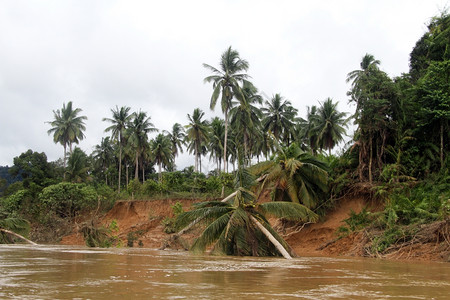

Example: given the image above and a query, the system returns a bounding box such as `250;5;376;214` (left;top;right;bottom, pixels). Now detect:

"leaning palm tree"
175;167;318;259
150;133;173;182
103;106;132;192
186;108;210;173
47;101;87;169
251;142;329;209
127;111;158;182
0;210;34;244
203;46;250;175
315;98;349;155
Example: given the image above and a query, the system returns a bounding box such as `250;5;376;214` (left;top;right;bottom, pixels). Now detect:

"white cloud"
0;0;447;172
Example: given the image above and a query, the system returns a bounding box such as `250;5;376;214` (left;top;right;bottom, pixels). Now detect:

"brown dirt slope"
60;199;199;248
61;197;449;261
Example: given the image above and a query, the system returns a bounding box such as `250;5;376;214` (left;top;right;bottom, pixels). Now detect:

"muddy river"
0;245;449;299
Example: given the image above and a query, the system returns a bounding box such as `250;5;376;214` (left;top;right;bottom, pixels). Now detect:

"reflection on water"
0;245;449;299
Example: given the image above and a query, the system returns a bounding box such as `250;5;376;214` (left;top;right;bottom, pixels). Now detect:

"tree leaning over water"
47;101;87;170
175;167;318;259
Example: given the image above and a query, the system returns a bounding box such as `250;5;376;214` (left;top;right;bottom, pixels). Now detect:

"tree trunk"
440;121;444;170
194;147;198;173
223;109;229;175
126;162;129;187
158;161;162;183
249;215;292;259
135;152;139;180
368;133;373;184
63;143;67;180
0;229;37;245
118;145;122;193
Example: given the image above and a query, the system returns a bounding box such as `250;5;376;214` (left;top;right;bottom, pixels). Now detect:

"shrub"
39;182;97;218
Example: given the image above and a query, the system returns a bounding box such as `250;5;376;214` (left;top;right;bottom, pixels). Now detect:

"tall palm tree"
47;101;87;169
164;123;186;165
150;133;173;182
127;111;158;182
262;94;297;145
229;81;263;165
251;143;329;209
316;98;349;155
347;53;386;183
186;108;210;173
103;106;132;192
203;46;250;175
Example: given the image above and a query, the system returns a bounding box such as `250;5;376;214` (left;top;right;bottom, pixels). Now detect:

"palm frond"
258;201;318;222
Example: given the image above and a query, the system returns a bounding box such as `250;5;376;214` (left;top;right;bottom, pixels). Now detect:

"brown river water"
0;245;449;299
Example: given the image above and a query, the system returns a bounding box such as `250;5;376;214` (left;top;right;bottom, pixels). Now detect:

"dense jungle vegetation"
1;12;448;258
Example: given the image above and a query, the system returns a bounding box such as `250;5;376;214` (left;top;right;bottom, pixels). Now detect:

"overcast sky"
0;0;447;172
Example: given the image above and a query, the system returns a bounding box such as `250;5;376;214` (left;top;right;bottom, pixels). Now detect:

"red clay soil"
60;197;450;262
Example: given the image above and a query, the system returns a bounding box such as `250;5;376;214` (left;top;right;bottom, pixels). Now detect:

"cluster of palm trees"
47;47;349;193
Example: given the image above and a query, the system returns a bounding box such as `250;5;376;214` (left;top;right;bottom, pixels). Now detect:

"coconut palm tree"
229;81;263;165
127;111;158;182
208;117;225;172
186;108;209;173
164;123;186;165
175;167;318;259
92;137;115;185
65;147;90;183
315;98;349;155
262;94;297;145
103;106;132;192
150;133;173;182
251;143;328;209
47;101;87;169
203;46;250;175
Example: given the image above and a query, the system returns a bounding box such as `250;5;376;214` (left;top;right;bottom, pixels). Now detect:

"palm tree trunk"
369;133;373;184
440;120;444;170
0;228;37;245
135;151;139;180
194;147;198;173
63;143;67;180
249;215;292;259
223;109;229;174
118;145;122;193
126;163;129;187
158;161;162;183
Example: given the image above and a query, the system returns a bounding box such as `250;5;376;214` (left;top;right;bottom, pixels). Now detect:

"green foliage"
82;220;121;248
162;201;184;234
0;190;31;213
39;182;97;218
127;178;142;198
9;150;57;191
343;208;372;231
0;209;31;243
